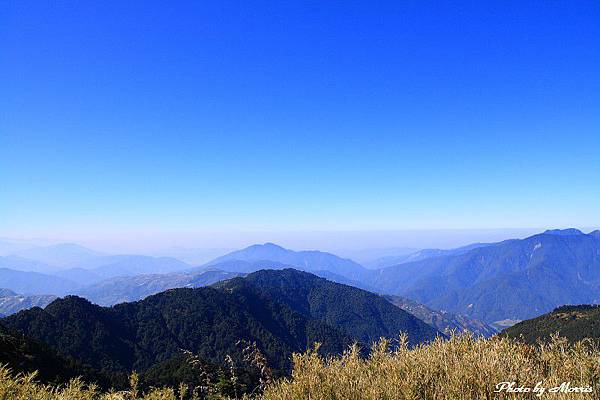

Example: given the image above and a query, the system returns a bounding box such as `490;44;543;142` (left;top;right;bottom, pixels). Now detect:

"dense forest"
503;304;600;344
0;269;441;395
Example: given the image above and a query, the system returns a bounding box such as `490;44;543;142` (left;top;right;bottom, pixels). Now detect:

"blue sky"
1;1;599;249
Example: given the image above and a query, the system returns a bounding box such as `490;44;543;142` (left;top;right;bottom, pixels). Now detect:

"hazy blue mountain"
151;247;235;265
384;295;497;337
76;270;241;306
195;260;376;290
194;260;375;291
0;268;79;295
369;230;600;324
543;228;585;236
0;289;57;315
0;255;60;274
53;268;103;285
205;243;369;281
11;243;103;267
334;247;418;266
63;255;191;280
77;261;376;308
309;270;377;292
365;243;494;269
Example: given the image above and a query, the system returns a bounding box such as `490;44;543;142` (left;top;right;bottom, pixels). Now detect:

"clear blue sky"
1;1;599;247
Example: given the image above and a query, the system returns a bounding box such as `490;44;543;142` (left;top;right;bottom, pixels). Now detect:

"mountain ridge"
2;269;439;376
204;243;369;281
368;230;600;323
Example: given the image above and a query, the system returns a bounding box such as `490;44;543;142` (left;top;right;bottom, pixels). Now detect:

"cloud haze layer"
6;228;600;256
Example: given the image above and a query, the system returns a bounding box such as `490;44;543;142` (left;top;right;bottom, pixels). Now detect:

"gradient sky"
1;1;599;249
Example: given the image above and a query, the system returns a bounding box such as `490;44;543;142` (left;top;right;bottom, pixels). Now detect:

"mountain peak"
589;230;600;239
261;242;285;249
240;242;286;252
204;243;368;281
542;228;584;236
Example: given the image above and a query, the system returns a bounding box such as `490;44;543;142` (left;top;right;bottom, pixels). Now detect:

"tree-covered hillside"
0;322;120;388
502;304;600;344
228;269;441;346
2;269;441;384
2;285;349;375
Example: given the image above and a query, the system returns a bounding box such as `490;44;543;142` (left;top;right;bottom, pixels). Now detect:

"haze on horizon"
2;2;599;249
3;228;600;258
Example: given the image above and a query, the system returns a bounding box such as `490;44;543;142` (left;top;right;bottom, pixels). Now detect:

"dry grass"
262;334;600;400
2;334;600;399
0;369;176;400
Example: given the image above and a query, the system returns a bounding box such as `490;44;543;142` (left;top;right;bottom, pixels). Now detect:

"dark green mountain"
502;305;600;344
2;269;439;379
369;229;600;324
1;274;351;375
0;322;119;388
0;321;248;394
219;269;440;346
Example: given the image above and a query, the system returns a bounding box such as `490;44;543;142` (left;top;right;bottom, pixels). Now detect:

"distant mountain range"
59;255;191;282
10;243;104;267
0;239;56;256
0;252;194;295
334;247;418;267
2;228;600;330
0;289;57;315
0;268;78;295
370;229;600;324
0;256;61;274
4;229;600;396
1;269;440;376
365;243;493;269
75;270;241;306
195;259;290;274
204;243;369;281
150;247;236;265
